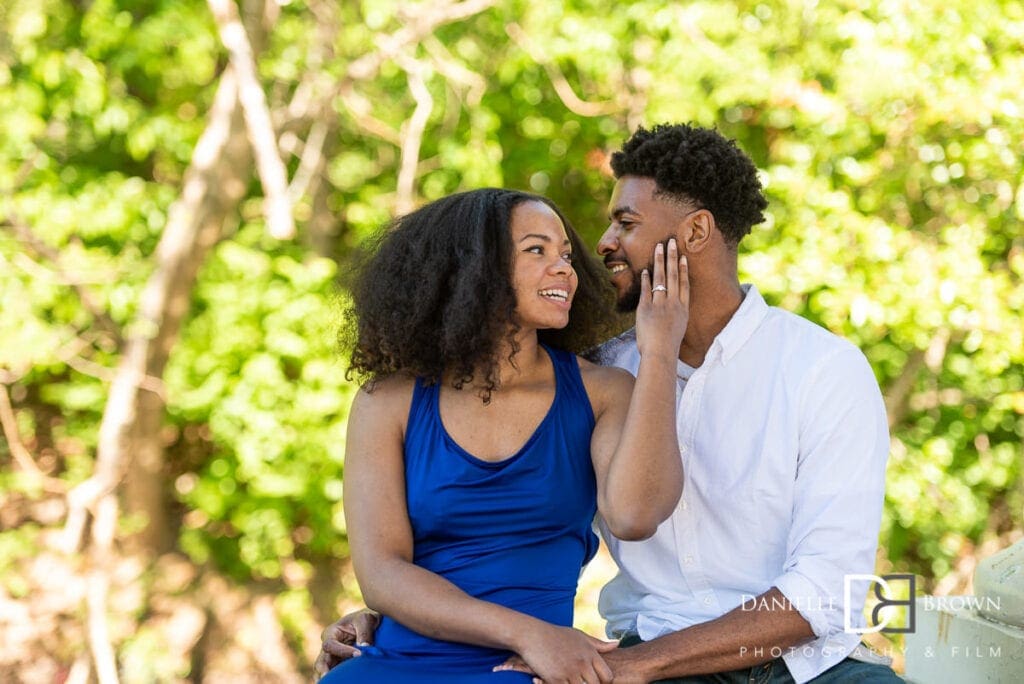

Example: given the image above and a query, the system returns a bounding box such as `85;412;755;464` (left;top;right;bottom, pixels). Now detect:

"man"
318;123;899;683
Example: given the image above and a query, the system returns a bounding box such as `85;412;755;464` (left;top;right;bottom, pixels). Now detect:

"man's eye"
619;220;634;229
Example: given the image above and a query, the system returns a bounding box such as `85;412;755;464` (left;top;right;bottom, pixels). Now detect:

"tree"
1;0;1021;679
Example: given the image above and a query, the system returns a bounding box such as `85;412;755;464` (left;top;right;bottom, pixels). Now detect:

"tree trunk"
56;66;252;684
121;73;252;553
305;125;343;260
118;68;252;554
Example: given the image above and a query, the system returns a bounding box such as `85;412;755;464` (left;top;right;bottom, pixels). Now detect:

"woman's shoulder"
575;356;635;407
575;355;633;380
350;375;417;424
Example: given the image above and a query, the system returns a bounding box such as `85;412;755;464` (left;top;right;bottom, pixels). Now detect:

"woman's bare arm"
343;380;615;683
585;241;688;540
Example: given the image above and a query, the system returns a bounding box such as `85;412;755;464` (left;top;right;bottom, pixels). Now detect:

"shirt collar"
714;284;769;364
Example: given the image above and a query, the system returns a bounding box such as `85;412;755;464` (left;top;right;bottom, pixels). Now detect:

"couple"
319;124;899;683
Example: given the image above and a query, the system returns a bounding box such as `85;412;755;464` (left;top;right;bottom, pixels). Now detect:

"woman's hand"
496;624;618;684
635;239;689;363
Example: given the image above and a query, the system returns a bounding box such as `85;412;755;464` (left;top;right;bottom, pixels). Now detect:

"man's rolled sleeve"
774;569;834;638
773;344;890;640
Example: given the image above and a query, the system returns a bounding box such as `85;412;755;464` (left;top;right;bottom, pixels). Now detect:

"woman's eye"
562;253;574;262
526;246;543;254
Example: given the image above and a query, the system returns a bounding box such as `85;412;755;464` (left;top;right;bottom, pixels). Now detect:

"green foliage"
167;225;352;580
1;0;1022;673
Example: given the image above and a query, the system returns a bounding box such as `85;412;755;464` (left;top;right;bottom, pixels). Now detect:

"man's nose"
596;226;617;256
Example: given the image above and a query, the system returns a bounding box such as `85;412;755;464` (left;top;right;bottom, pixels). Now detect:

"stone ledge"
903;597;1024;683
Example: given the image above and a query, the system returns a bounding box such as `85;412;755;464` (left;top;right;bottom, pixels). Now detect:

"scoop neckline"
436;345;560;468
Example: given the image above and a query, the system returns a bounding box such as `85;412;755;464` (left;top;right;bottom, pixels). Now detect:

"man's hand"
313;609;381;680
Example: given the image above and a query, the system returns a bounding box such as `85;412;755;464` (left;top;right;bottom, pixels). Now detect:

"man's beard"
614;262;652;313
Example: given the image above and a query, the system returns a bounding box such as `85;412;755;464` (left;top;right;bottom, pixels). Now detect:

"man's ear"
681;209;715;254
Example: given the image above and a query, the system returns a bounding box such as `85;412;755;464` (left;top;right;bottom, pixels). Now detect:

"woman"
323;189;687;683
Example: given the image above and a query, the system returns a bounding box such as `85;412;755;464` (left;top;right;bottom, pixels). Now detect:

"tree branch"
0;384;65;493
0;216;123;344
62;353;166;400
61;66;246;554
65;656;91;684
279;0;337;128
274;0;496;152
336;83;402;145
422;35;486;105
287;119;329;204
883;328;950;428
505;22;620;117
394;54;434;215
86;495;119;684
884;349;924;428
346;0;498;81
208;0;294;239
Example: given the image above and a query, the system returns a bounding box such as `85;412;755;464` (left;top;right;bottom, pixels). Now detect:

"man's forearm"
607;588;816;682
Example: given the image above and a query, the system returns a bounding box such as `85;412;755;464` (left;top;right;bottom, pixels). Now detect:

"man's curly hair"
610;123;768;245
341;188;618;402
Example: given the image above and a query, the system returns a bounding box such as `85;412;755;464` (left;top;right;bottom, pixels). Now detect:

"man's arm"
609;344;890;682
314;609;380;680
602;588;814;682
497;589;812;682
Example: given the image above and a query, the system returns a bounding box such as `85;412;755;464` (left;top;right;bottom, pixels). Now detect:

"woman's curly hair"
610;123;768;245
341;188;618;401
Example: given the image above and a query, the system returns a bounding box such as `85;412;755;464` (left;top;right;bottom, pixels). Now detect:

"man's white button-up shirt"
595;285;890;683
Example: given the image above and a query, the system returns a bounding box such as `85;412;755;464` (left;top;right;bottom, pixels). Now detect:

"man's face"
597;176;691;312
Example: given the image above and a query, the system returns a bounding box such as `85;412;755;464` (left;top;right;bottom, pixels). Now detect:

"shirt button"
703;597;713;606
681;501;688;510
684;555;694;564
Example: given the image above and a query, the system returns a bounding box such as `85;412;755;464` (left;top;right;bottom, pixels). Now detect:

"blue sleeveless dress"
323;345;599;683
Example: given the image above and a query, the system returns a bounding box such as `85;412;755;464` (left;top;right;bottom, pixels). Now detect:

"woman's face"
509;201;578;331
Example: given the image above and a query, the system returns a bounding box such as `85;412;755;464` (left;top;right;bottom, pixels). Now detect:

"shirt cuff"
773;572;832;638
